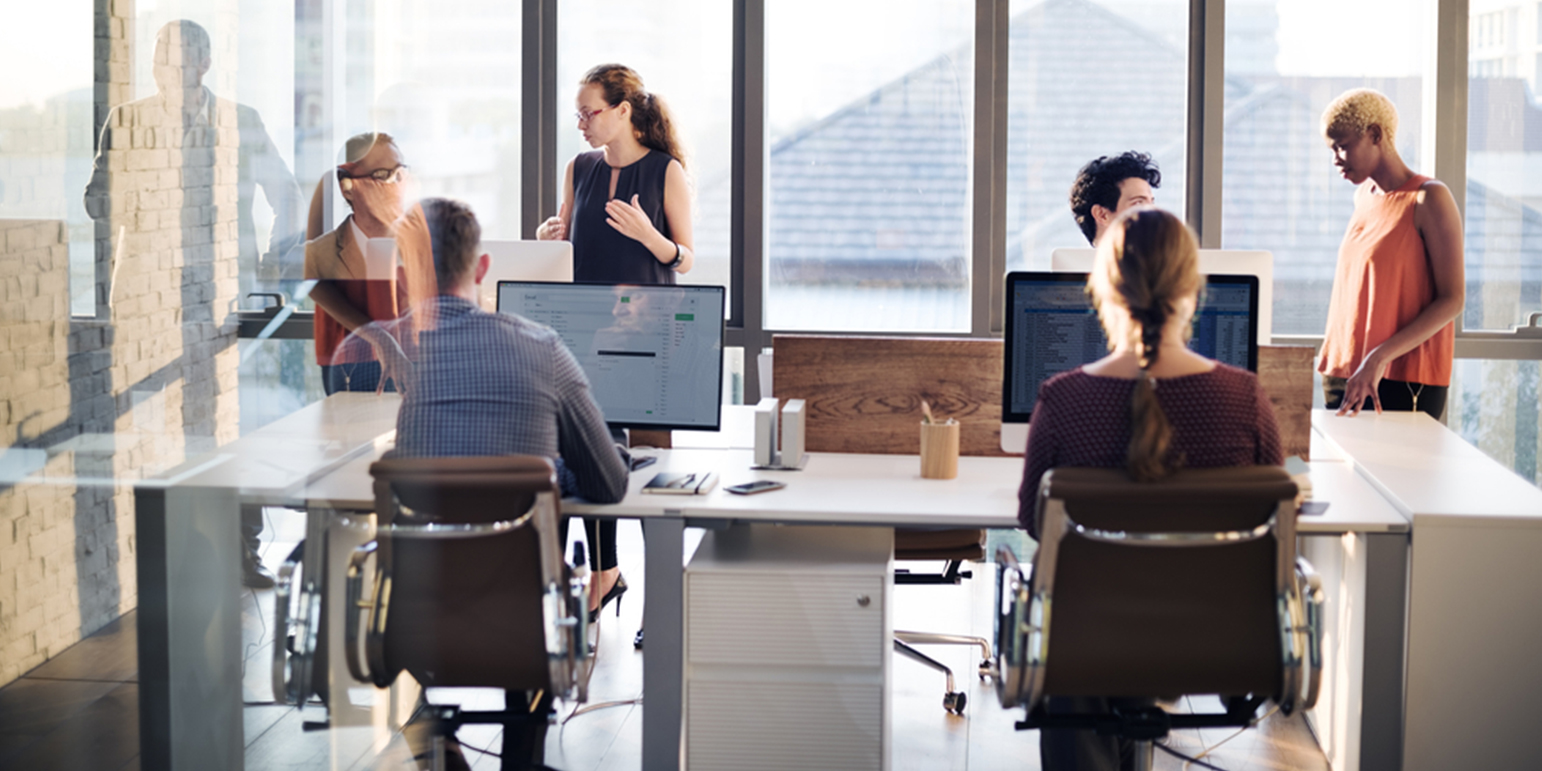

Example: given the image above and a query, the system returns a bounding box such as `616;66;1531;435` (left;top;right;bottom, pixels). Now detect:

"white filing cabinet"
684;523;893;771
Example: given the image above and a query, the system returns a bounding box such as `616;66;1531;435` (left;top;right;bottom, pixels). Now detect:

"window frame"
240;0;1542;399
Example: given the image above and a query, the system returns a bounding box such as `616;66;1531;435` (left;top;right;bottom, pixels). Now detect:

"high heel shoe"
589;574;628;623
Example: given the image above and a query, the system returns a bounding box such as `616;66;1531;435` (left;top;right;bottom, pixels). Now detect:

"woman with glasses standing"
304;131;418;394
538;63;694;282
537;64;695;639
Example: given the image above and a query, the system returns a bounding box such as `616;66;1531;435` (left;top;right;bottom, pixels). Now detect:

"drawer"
687;679;883;771
687;572;885;668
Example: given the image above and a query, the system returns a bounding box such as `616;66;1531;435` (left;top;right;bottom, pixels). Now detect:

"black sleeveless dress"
570;149;677;285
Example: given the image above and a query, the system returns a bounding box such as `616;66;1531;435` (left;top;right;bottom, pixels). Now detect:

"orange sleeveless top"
1318;174;1454;387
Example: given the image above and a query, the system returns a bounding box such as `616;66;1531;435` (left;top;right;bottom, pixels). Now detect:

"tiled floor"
0;515;1330;771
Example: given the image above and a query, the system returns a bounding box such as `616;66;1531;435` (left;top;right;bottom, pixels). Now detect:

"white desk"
141;392;1441;771
133;393;401;771
1313;410;1542;771
309;421;1409;771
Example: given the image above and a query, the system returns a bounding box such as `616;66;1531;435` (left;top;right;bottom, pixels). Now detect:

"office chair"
344;456;591;770
892;528;995;715
995;466;1324;770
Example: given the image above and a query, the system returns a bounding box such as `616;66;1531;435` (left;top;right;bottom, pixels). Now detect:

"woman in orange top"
1318;89;1464;419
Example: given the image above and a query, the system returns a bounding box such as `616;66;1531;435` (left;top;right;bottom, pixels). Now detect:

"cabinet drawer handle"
856;595;871;608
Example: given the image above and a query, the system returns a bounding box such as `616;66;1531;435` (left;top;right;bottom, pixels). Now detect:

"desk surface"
169;393;400;505
310;438;1406;535
1312;409;1542;524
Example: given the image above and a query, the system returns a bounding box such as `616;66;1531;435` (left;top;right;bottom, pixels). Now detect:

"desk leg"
1360;532;1408;771
642;517;684;771
135;485;244;771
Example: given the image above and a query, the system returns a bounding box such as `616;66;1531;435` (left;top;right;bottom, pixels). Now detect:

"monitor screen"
1002;271;1259;421
497;281;726;431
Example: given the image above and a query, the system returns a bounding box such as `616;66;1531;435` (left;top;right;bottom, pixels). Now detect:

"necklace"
1407;381;1425;414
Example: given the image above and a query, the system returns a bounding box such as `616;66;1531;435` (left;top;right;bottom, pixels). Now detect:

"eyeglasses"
574;104;616;125
338;164;409;183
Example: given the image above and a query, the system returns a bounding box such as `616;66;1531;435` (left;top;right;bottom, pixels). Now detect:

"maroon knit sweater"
1017;363;1284;536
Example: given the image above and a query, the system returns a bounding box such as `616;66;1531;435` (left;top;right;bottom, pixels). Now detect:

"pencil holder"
919;420;960;480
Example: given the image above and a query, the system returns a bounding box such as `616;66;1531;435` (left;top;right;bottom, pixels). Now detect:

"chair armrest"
1295;556;1325;711
344;541;382;687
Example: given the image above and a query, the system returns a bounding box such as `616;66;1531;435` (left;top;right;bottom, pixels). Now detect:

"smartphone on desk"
725;480;786;496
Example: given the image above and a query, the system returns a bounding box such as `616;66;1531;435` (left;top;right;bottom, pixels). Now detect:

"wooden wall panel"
772;335;1315;462
1257;345;1314;461
772;335;1009;457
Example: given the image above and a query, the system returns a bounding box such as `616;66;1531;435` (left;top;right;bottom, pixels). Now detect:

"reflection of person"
1068;151;1161;246
303;132;419;394
83;19;302;590
537;63;695;282
84;19;303;295
537;64;695;626
1318;89;1463;419
388;198;627;770
1015;208;1283;770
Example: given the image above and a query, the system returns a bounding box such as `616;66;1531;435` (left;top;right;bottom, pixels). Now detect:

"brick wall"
0;0;244;687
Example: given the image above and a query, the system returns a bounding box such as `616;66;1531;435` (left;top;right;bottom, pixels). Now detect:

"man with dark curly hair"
1068;151;1162;245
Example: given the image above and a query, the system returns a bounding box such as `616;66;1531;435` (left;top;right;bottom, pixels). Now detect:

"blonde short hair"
1322;88;1399;145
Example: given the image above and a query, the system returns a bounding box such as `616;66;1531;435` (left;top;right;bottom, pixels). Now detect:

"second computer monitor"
1048;247;1273;345
477;240;576;310
999;270;1258;451
496;281;725;431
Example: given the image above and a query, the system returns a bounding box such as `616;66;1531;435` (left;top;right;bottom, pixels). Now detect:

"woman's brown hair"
1088;207;1201;481
580;63;687;170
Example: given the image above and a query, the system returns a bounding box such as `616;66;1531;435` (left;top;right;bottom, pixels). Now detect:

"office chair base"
562;696;642;724
893;639;968;715
894;630;995;679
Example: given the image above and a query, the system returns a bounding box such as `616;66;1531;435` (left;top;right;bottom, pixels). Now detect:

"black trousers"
403;688;552;770
1323;375;1448;421
1039;697;1149;771
583;518;619;572
241;503;263;556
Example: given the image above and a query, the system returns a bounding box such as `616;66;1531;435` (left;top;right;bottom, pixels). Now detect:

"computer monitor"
1049;247;1273;345
496;281;726;431
477;240;575;310
999;270;1259;452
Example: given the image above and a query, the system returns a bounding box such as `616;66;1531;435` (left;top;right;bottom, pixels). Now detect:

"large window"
1459;0;1542;482
1221;0;1431;337
1005;0;1188;273
765;0;974;332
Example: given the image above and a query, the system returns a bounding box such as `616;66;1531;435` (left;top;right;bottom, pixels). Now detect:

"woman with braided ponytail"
1018;207;1282;538
1016;207;1284;769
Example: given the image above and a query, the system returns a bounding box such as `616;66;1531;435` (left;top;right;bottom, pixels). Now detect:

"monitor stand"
1000;422;1028;454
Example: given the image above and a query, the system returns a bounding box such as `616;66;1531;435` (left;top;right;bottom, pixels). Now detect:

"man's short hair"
422;198;481;288
1322;88;1399;146
1069;151;1162;245
158;20;212;64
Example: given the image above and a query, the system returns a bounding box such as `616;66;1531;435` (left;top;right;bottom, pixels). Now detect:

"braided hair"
1087;208;1201;481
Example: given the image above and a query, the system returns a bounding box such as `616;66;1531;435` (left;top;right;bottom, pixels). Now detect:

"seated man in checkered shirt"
380;196;630;500
361;197;627;770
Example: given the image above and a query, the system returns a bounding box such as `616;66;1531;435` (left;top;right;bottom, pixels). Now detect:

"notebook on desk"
642;471;719;495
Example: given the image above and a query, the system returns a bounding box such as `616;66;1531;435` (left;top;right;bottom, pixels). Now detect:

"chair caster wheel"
943;692;966;715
